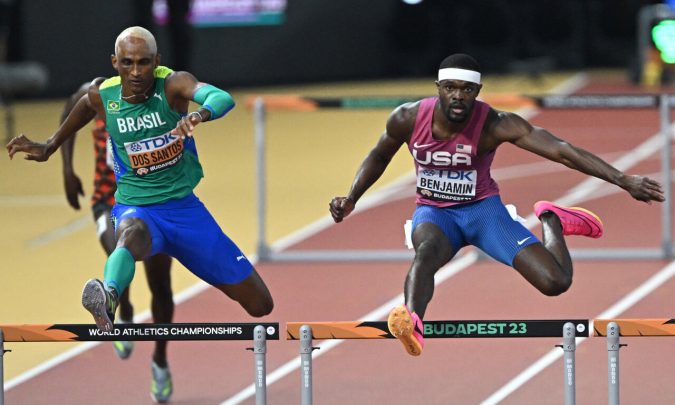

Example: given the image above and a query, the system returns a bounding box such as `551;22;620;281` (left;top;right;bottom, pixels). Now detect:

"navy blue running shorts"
411;195;539;266
111;193;253;285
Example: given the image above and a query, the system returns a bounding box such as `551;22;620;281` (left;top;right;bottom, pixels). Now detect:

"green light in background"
652;20;675;63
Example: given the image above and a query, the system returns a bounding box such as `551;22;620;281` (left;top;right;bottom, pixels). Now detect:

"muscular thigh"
412;204;464;258
463;196;539;266
160;198;253;286
111;203;166;256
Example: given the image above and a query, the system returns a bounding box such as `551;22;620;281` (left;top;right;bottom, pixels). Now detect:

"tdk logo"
130;133;179;151
413;150;472;166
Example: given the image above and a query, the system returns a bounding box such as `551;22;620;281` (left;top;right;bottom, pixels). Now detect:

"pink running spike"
534;201;603;238
387;304;425;356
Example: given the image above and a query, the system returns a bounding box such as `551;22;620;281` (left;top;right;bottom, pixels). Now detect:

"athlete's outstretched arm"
7;83;101;162
329;103;414;222
490;110;665;203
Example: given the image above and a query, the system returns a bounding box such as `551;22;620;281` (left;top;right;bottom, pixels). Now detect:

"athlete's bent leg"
512;212;572;296
216;269;274;317
83;217;152;332
96;209;135;321
143;253;173;367
96;209;134;354
516;202;604;296
105;217;152;295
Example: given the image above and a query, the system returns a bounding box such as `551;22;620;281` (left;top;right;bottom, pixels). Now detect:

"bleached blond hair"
114;26;157;55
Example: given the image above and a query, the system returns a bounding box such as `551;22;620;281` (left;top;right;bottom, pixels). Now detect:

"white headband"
438;68;481;84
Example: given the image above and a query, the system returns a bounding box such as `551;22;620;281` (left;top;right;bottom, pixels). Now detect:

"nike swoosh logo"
413;142;434;148
236;255;246;261
517;237;531;245
153;93;162;101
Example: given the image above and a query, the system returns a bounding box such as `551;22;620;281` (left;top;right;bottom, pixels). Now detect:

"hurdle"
247;93;673;263
0;322;279;405
287;319;588;405
286;318;675;404
594;318;675;405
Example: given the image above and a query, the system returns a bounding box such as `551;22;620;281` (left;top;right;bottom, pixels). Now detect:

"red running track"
5;76;675;404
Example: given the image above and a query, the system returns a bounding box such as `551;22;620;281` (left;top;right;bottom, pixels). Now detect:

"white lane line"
480;260;675;405
27;215;91;249
3;342;100;391
0;195;66;207
550;73;590;94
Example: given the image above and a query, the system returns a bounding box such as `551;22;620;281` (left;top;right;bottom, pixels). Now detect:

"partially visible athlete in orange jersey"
60;82;175;403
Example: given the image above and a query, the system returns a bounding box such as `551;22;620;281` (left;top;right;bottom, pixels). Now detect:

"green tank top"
99;66;203;206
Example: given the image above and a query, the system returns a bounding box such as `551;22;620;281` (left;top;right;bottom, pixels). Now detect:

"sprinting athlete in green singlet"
60;82;175;403
7;26;274;403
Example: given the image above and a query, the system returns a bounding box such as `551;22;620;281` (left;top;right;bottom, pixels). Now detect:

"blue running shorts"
111;193;253;285
411;195;539;266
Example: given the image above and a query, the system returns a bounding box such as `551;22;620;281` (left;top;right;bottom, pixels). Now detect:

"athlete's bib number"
124;133;184;176
416;168;477;202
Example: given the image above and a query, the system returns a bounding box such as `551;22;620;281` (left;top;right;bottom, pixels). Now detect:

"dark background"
1;0;664;98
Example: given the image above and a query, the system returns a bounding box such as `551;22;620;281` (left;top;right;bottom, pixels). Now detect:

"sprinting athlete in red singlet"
60;83;175;403
330;53;665;357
